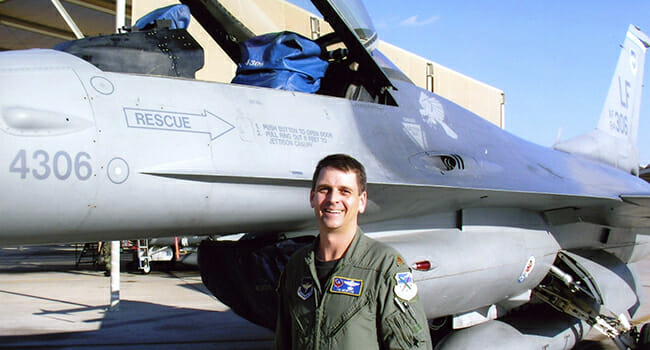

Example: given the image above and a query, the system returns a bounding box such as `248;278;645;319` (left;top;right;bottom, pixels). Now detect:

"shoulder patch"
394;271;418;301
330;276;363;297
396;255;405;266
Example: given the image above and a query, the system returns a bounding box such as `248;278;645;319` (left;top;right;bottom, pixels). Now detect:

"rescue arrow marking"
123;107;235;141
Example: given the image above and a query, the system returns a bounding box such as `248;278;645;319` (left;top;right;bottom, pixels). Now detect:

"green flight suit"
274;229;432;349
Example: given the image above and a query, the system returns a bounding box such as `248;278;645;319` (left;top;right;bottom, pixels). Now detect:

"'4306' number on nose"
9;149;93;181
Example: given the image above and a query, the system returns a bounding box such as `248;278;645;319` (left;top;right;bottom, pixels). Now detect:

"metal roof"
0;0;132;51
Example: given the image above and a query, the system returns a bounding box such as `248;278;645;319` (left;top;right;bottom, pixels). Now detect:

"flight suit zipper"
306;253;324;349
314;258;351;349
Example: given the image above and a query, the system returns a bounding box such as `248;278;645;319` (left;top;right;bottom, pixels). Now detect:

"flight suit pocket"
327;295;371;338
290;307;313;337
385;307;428;349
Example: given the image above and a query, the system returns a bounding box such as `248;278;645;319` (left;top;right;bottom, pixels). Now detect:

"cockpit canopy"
54;0;401;105
326;0;378;51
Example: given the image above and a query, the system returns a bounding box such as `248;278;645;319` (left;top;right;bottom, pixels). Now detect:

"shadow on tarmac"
0;245;630;349
0;245;274;349
0;299;274;349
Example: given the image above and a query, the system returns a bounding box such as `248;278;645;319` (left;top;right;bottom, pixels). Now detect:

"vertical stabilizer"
598;25;649;146
554;25;650;175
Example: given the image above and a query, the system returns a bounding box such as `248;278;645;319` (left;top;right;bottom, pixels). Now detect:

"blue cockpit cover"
232;32;328;93
135;4;191;30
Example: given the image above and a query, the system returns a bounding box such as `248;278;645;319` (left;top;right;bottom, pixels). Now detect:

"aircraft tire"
639;323;650;347
141;260;151;274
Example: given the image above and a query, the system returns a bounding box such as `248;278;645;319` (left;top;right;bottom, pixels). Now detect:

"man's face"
310;166;367;235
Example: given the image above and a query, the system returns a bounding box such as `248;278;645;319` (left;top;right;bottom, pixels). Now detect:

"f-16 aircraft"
2;0;650;348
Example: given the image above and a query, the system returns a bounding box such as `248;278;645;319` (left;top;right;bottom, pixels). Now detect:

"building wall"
133;0;504;127
378;42;505;128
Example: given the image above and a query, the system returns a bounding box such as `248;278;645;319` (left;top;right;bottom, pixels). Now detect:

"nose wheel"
141;259;151;274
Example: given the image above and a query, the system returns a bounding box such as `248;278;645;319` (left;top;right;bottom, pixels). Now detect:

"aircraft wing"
621;194;650;207
616;194;650;228
145;160;650;228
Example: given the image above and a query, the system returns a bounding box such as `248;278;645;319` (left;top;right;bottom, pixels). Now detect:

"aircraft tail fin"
554;25;650;175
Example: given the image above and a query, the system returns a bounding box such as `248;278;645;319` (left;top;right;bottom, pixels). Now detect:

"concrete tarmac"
0;245;274;349
1;245;648;349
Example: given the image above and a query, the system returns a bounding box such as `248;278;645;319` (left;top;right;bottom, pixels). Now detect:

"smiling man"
274;154;432;349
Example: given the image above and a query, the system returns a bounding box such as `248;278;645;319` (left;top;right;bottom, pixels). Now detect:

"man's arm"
379;258;433;349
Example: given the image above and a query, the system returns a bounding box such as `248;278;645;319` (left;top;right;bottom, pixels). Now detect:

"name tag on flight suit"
330;276;363;296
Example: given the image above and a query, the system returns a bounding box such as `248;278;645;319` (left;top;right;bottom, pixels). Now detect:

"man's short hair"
311;154;367;193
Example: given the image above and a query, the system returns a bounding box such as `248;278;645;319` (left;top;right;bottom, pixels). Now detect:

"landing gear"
638;324;650;348
136;239;151;274
606;323;650;349
611;326;639;349
534;252;649;349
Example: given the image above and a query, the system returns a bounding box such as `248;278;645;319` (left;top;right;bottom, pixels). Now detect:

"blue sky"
289;1;650;166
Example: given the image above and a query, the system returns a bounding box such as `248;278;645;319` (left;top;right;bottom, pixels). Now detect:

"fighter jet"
1;0;650;348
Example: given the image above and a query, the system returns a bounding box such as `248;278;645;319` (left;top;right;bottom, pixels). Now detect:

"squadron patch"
394;271;418;301
297;277;314;300
330;276;363;297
